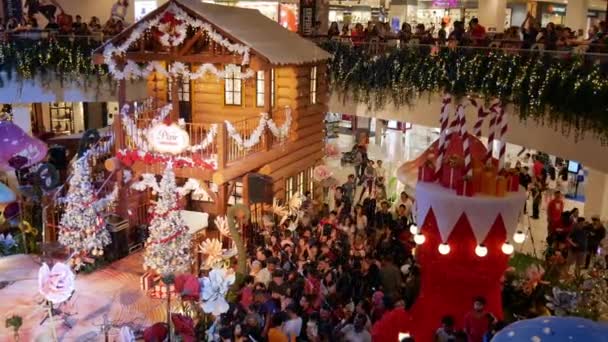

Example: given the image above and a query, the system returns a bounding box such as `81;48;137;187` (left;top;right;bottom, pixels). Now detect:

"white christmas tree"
58;153;116;270
144;164;191;275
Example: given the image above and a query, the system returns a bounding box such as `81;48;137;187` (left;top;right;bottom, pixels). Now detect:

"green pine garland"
0;38;108;88
322;42;608;143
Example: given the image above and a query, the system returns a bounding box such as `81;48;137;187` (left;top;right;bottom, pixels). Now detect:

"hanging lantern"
513;230;526;244
475;244;488;257
414;233;426;245
438;243;450;255
501;242;514;255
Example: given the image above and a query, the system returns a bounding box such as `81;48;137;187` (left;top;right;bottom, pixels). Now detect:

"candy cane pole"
435;95;452;178
485;108;498;163
458;106;473;177
470;98;489;138
497;105;508;170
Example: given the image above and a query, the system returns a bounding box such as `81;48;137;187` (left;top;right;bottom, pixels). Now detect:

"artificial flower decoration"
522;264;548;295
272;198;289;218
214;216;231;238
200;267;236;316
174;274;200;301
313;165;333;182
0;233;16;251
325;143;340;158
171;314;195;341
0;120;48;171
118;326;135;342
199;239;224;269
546;287;578;316
38;262;75;304
143;322;168;342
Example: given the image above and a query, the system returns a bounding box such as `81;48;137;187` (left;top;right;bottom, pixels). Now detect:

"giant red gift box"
418;161;435;182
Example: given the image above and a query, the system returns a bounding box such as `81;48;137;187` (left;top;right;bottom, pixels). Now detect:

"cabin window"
285;167;315;201
271;68;275;108
256;71;265;107
309;66;317;104
224;65;242;106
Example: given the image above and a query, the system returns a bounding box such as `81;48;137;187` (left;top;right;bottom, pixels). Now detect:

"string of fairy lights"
324;42;608;143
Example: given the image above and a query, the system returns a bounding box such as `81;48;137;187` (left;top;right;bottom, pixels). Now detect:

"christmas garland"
323;42;608;142
225;107;293;149
0;39;107;87
103;3;253;81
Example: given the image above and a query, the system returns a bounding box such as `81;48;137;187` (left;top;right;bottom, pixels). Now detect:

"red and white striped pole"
435;95;452;178
485;108;498;163
470;98;489;138
497;105;508;170
458;105;473;177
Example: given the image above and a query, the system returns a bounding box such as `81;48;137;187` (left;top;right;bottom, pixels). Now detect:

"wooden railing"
225;115;268;164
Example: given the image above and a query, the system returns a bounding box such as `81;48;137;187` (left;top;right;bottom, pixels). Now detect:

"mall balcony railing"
307;34;608;61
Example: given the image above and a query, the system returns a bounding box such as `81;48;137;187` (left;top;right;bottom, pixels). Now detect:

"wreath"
155;11;188;47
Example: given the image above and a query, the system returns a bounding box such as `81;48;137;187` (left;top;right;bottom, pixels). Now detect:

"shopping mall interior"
0;0;608;340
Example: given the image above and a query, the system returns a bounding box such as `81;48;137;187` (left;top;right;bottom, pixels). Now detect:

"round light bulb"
414;233;426;245
513;230;526;244
475;244;488;257
501;242;514;255
438;243;451;255
409;224;419;235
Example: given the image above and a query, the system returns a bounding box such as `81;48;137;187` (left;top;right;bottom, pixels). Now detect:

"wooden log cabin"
92;0;331;221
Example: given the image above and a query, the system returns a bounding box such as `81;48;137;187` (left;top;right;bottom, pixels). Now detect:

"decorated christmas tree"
58;153;116;270
144;164;191;275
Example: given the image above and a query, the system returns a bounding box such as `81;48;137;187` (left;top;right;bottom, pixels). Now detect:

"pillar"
478;0;508;33
584;168;608;219
389;0;417;29
565;0;589;35
11;104;32;134
316;0;329;33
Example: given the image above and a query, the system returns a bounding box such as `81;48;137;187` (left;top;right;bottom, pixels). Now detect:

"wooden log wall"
146;63;168;104
267;63;328;200
143;62;329;202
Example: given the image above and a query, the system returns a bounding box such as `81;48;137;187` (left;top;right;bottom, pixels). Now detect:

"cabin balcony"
116;100;293;185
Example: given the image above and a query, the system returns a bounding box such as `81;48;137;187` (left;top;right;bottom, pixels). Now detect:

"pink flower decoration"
325;144;340;158
38;262;75;304
0;121;48;171
313;165;333;182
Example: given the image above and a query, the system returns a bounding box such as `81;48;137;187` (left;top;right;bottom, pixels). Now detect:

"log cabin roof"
96;0;331;66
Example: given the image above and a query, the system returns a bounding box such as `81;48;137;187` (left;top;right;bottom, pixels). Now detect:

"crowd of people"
205;141;508;342
514;152;608;277
201;142;608;342
319;13;608;53
0;0;129;36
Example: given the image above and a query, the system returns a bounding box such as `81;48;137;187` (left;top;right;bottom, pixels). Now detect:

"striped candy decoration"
435;95;452;178
457;105;473;177
485;108;499;163
470;98;489;138
497;104;508;170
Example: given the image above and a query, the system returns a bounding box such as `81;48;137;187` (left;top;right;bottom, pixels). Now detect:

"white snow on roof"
176;0;331;65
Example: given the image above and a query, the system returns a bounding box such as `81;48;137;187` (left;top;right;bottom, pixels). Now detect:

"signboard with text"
299;0;316;35
3;0;23;21
147;123;190;155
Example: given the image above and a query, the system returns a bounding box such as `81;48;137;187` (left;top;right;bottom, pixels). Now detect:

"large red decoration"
409;209;510;341
396;119;526;340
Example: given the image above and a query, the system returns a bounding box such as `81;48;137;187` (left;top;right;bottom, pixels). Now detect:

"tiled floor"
325;126;585;257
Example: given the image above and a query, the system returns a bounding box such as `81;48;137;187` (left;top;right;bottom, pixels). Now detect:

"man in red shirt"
547;191;565;234
469;18;486;42
463;296;493;342
533;156;544;179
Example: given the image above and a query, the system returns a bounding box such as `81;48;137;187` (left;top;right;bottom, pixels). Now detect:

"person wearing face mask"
463;297;493;342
